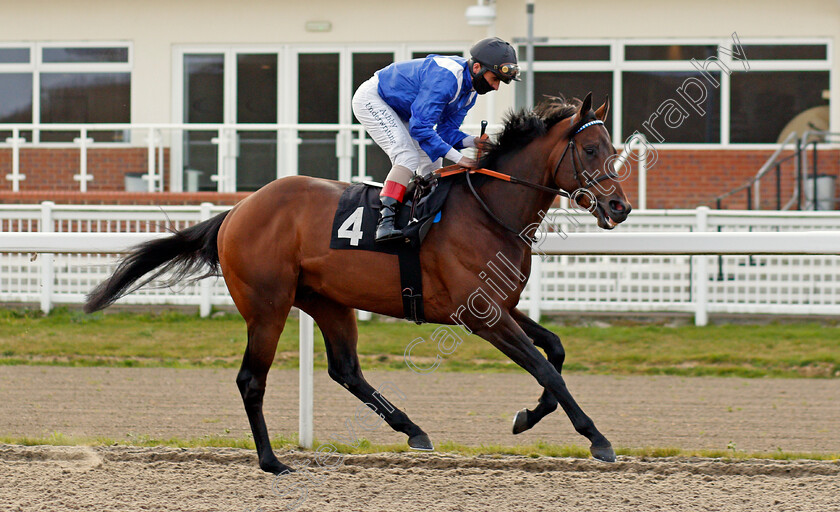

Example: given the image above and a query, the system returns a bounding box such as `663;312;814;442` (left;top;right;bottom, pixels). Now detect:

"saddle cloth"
329;176;454;254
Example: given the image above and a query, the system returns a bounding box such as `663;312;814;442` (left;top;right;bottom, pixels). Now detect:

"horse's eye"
584;147;596;155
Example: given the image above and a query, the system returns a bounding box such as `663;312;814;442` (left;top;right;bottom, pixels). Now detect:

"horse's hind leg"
230;278;295;475
237;316;292;474
299;296;432;450
510;308;562;434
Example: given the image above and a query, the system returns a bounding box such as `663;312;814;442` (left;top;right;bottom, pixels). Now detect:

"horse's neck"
478;151;556;233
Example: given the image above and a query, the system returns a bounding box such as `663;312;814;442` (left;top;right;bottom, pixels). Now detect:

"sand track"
1;366;838;511
1;445;839;512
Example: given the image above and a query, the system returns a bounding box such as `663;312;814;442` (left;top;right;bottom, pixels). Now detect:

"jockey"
352;37;520;243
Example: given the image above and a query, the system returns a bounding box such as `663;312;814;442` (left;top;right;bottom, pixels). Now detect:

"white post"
5;128;25;191
354;127;371;182
357;310;372;321
157;136;165;191
694;206;710;326
528;254;542;322
337;130;352;183
39;201;55;314
73;130;94;192
210;129;227;193
199;202;213;317
144;127;159;192
299;309;314;449
637;142;648;210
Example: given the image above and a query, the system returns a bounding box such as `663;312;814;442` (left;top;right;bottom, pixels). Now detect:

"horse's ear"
571;92;594;126
595;95;610;121
580;92;593;115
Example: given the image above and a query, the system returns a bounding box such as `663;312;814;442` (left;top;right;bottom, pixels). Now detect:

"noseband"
464;118;617;238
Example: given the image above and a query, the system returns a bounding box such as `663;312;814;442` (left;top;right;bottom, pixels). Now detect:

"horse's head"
549;93;632;229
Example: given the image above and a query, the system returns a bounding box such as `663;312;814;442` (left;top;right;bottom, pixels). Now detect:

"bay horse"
85;93;631;474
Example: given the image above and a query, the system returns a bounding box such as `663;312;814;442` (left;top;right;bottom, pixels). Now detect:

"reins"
433;119;616;239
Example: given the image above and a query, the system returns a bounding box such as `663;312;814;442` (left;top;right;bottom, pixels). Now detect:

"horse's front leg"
510;308;563;435
473;311;615;462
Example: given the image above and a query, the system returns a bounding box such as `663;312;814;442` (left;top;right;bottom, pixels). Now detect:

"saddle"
330;173;453;253
329;173;456;324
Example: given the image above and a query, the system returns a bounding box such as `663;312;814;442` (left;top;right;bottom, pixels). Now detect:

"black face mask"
472;71;494;95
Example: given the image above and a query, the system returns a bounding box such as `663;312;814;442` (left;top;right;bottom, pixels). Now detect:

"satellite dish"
777;105;829;144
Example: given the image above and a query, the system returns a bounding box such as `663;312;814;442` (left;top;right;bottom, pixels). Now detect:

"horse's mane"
478;96;587;171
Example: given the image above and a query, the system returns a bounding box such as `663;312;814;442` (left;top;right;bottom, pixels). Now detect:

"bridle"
554;120;619;192
461;118;618;238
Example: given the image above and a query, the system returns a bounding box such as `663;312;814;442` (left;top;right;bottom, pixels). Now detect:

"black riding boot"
375;196;404;243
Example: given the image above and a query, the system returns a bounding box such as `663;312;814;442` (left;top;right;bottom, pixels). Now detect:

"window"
625;45;716;61
739;44;827;61
352;52;394;183
730;71;829;143
0;48;30;64
518;45;610;61
623;71;720;144
0;73;32;140
0;42;131;143
40;72;131;142
516;38;830;145
516;71;612;109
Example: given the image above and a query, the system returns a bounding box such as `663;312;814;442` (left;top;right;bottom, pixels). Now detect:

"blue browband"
574;119;604;135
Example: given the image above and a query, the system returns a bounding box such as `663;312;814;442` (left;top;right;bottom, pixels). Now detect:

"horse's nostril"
609;200;625;213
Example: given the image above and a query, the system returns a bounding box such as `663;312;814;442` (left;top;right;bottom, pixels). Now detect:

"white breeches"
351;76;442;177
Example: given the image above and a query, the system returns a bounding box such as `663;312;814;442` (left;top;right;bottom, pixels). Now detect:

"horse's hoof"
590;444;616;463
512;408;531;435
260;458;295;475
408;434;434;451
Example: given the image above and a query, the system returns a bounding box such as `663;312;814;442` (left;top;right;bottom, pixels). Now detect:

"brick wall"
1;147;838;209
0;148;171;193
596;148;839;210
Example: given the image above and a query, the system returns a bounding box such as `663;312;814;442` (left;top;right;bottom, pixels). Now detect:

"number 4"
337;206;365;246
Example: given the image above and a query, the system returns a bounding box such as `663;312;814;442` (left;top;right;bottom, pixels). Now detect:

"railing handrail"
4;229;840;255
6;203;840;219
0;122;505;134
787;130;840;211
711;131;799;209
800;130;840;145
753;131;799;182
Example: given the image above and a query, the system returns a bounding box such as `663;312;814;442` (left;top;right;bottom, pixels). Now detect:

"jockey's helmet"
469;37;521;84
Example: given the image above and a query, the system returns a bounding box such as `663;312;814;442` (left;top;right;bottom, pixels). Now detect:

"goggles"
489;62;521;83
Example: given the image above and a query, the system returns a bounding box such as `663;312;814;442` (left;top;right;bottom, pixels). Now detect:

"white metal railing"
1;122;651;199
2;203;840;325
612;132;649;209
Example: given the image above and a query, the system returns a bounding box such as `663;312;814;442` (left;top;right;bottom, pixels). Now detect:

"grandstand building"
0;0;836;209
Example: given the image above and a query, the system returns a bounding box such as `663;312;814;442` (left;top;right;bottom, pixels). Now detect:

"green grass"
1;307;839;378
1;432;837;462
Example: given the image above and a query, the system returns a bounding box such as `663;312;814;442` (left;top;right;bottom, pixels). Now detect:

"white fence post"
353;127;373;183
5;128;25;192
638;142;648;210
528;254;542;321
337;130;353;183
299;310;314;449
39;201;55;314
72;129;94;192
199;202;213;317
210;129;227;193
144;127;159;192
694;206;710;326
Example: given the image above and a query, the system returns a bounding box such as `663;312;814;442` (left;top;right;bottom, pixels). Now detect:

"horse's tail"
84;210;230;313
